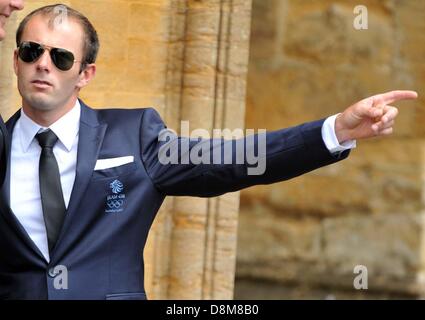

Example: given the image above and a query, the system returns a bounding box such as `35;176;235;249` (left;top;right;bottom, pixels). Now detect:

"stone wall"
236;0;425;298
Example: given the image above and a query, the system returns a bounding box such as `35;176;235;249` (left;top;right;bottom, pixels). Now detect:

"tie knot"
36;129;58;148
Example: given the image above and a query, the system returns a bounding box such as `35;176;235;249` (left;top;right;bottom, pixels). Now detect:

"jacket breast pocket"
105;292;147;300
91;162;137;181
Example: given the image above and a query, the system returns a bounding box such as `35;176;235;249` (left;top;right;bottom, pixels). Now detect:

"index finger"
374;90;418;105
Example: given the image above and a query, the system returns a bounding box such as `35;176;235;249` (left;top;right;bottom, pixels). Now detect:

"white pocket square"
94;156;134;171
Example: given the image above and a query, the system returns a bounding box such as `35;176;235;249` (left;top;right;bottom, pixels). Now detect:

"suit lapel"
51;102;107;262
0;111;47;263
2;112;18;203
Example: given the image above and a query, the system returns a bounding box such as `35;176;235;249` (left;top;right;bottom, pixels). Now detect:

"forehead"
20;14;85;55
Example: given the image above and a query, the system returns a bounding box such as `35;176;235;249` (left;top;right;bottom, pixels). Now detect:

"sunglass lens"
19;42;44;63
51;48;75;71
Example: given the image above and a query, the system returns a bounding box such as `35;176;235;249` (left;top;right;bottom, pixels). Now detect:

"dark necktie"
36;129;66;254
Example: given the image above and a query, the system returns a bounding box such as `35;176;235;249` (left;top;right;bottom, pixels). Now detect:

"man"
0;0;24;187
0;4;418;299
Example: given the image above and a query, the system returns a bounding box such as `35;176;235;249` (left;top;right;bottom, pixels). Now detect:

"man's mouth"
31;80;53;88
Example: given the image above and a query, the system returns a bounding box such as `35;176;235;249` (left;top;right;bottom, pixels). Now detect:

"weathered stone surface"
241;139;422;219
238;0;425;298
237;209;424;295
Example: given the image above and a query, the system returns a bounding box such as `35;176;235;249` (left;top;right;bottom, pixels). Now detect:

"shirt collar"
19;100;81;153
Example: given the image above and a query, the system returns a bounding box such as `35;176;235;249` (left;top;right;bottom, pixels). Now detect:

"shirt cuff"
321;114;356;154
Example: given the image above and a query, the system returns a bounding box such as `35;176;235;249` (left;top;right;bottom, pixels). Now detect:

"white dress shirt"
10;101;81;262
322;114;356;153
9;103;354;263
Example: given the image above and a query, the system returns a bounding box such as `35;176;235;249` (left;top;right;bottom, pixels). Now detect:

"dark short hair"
16;4;99;70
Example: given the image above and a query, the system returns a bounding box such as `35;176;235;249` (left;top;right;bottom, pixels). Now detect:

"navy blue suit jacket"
0;116;7;189
0;101;349;299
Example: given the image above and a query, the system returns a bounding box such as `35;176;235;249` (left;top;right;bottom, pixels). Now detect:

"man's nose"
11;0;25;11
35;51;52;71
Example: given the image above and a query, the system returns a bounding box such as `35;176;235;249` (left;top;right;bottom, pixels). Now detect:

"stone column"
145;0;252;299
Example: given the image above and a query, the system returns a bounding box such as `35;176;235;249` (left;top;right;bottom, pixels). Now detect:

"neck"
22;99;78;127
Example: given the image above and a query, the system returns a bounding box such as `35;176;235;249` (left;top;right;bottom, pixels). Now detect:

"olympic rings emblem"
107;200;124;209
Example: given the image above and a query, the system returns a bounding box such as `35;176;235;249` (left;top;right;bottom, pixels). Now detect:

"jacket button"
48;267;57;278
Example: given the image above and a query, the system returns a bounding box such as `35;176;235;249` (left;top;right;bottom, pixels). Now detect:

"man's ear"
76;63;96;89
13;49;19;76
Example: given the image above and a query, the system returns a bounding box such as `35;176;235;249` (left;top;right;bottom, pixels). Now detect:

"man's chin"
24;96;57;112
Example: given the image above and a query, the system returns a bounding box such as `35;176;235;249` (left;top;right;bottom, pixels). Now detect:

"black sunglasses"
18;41;82;71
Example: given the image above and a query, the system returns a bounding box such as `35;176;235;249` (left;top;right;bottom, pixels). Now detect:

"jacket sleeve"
140;108;350;197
